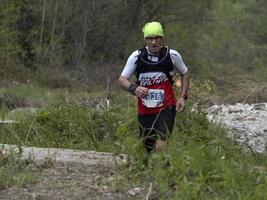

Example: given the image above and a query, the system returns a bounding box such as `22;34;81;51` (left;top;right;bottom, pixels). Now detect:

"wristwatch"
128;84;137;96
179;93;188;100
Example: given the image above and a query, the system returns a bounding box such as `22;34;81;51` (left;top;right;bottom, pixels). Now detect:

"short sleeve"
120;50;139;79
169;49;188;75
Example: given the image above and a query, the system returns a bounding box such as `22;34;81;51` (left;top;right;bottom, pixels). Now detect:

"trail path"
0;145;146;200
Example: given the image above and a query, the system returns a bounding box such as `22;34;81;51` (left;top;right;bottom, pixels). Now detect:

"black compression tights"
138;105;176;152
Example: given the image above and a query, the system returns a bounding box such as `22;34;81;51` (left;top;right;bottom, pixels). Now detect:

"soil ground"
0;145;153;200
0;162;147;200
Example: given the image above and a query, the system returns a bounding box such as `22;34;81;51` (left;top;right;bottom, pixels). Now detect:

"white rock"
207;103;267;153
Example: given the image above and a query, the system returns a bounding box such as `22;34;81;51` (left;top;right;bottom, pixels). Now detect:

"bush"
0;148;38;189
118;104;267;199
1;88;266;199
1;92;138;151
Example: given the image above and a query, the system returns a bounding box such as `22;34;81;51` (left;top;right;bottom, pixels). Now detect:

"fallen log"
0;144;127;167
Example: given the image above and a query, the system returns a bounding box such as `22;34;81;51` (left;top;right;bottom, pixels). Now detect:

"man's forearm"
118;76;132;91
180;71;190;97
118;75;149;97
118;75;138;95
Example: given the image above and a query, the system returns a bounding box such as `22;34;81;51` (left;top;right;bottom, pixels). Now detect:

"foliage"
0;148;39;189
0;85;266;198
0;0;266;101
0;84;67;110
0;1;266;195
0;0;40;68
0;92;138;151
117;104;267;199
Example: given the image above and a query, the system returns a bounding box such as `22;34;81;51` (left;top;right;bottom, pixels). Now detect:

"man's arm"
118;76;132;91
180;70;190;98
176;70;190;112
117;76;148;97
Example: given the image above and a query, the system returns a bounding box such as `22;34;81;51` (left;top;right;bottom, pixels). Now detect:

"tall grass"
0;148;39;189
0;91;138;151
0;84;266;199
0;84;67;110
117;104;267;199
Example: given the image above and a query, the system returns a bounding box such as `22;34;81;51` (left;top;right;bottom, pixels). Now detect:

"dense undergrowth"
117;107;267;199
0;83;266;199
0;0;266;196
0;149;38;189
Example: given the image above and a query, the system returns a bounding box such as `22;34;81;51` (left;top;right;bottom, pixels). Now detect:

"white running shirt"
121;48;188;79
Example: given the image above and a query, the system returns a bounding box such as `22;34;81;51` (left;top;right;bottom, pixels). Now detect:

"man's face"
145;35;163;54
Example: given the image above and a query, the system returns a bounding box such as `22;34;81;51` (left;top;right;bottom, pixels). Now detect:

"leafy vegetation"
0;83;266;199
0;0;266;198
0;91;136;150
0;148;39;189
117;105;267;199
0;0;266;102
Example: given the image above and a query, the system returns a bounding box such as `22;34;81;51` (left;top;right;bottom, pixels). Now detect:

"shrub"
118;104;267;199
0;148;38;189
1;92;138;151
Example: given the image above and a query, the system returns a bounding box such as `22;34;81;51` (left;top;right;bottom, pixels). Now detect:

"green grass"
115;105;267;199
0;148;39;189
0;84;65;110
0;84;266;199
0;91;136;150
0;84;111;119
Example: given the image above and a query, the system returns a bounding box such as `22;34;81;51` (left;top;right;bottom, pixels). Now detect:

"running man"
118;22;190;152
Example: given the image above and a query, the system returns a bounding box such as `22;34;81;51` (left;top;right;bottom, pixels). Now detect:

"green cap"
142;22;164;38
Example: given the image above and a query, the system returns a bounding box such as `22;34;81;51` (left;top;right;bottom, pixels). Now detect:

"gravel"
206;103;267;153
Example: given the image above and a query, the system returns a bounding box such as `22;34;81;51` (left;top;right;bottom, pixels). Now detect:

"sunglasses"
145;36;162;40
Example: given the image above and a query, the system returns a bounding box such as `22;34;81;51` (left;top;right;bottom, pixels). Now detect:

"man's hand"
135;86;149;98
176;97;186;112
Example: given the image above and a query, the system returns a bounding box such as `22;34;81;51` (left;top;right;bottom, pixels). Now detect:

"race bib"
141;89;164;108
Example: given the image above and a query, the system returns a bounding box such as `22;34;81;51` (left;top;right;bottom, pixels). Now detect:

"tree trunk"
40;0;47;45
50;0;59;53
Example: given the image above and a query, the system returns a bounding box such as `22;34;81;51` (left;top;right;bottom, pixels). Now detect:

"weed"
0;148;39;189
0;87;266;199
116;102;267;200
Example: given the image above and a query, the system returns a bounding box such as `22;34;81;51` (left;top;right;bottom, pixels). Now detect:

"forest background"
0;0;266;103
0;1;267;199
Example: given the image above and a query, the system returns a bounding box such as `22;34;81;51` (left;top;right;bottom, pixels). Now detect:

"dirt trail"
0;162;129;200
0;145;147;200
